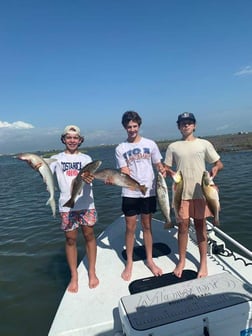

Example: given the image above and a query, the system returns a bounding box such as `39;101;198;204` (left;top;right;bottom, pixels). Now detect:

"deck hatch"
120;272;252;331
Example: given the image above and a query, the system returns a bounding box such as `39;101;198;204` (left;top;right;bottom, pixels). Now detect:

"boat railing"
206;220;252;260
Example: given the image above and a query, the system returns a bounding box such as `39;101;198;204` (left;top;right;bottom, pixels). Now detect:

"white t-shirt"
164;138;220;200
50;152;95;212
115;137;162;198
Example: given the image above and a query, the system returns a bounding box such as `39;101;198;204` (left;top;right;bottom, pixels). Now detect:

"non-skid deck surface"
129;269;198;294
121;242;171;261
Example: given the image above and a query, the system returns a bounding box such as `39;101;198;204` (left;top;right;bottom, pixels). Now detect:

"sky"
1;0;252;154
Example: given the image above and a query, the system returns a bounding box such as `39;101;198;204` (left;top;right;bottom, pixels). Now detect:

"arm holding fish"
155;162;166;176
120;166;130;175
81;171;94;184
162;163;177;179
210;159;224;179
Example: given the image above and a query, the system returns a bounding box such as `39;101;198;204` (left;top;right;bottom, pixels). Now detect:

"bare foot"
88;273;99;289
197;264;208;278
173;261;185;278
67;277;78;293
146;261;163;276
121;263;133;281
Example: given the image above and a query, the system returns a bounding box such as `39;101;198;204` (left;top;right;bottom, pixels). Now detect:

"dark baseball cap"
177;112;196;124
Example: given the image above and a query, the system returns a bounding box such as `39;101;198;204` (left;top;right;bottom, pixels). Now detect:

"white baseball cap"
62;125;81;136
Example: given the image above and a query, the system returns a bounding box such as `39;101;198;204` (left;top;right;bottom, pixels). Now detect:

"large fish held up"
18;153;56;217
63;160;102;208
92;168;147;195
156;172;173;229
172;171;183;223
201;170;220;226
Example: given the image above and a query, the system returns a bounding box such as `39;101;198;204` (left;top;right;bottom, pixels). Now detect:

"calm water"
0;148;251;336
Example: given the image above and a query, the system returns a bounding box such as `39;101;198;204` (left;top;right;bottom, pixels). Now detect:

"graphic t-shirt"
164;138;220;199
115;137;162;198
50;152;95;212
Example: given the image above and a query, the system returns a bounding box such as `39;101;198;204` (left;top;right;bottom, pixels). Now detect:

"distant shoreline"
157;132;252;153
1;132;252;157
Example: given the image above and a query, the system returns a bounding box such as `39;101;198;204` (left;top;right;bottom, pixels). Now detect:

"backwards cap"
62;125;81;136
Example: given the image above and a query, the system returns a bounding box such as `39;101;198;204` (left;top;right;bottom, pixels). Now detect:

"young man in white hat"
50;125;99;292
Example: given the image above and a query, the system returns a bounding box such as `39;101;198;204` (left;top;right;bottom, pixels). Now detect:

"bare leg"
194;218;208;278
173;219;189;278
121;215;137;281
142;214;163;276
82;225;99;288
65;229;79;293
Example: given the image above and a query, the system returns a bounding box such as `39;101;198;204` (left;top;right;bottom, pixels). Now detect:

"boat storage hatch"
119;272;252;336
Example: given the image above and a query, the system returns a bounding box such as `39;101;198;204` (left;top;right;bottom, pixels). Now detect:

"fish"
63;160;102;208
156;172;173;229
92;168;147;195
201;171;220;226
18;153;56;217
172;171;183;223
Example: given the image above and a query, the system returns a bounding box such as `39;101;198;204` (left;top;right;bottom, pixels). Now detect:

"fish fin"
140;185;147;195
172;171;182;183
163;221;174;229
46;198;56;217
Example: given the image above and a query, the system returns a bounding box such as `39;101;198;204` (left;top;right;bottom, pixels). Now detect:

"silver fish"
156;172;173;229
172;171;183;223
18;153;56;217
93;168;147;195
201;171;220;226
63;160;102;208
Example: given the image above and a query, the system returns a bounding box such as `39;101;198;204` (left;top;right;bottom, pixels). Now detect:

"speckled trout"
172;171;183;223
64;160;102;208
18;153;56;217
156;172;173;229
201;171;220;226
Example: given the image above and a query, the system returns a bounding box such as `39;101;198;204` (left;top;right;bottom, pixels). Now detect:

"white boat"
48;215;252;336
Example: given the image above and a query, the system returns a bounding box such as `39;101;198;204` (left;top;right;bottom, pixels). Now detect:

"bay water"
0;147;251;336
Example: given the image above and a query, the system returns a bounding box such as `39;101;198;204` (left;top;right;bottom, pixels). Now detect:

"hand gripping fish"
201;171;220;226
63;160;102;208
172;171;183;223
18;153;56;217
156;172;173;229
93;168;147;195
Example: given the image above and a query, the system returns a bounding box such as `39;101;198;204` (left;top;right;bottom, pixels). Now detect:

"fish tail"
140;185;147;195
214;214;220;226
63;199;74;208
46;197;56;217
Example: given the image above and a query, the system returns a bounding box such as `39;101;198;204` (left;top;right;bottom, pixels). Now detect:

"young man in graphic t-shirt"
115;111;164;281
50;125;99;292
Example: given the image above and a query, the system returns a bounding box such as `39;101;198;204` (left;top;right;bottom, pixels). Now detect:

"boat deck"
48;216;252;336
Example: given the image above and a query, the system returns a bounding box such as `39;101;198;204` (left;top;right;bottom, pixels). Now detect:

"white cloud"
234;65;252;77
0;120;34;129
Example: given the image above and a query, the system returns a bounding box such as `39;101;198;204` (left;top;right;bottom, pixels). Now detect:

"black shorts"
122;196;157;216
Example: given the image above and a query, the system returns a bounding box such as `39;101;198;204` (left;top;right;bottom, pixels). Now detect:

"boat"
48;215;252;336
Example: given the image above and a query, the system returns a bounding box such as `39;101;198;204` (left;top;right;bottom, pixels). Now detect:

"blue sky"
1;0;252;154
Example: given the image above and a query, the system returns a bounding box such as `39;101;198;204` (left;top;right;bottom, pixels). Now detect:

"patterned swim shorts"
60;209;97;232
